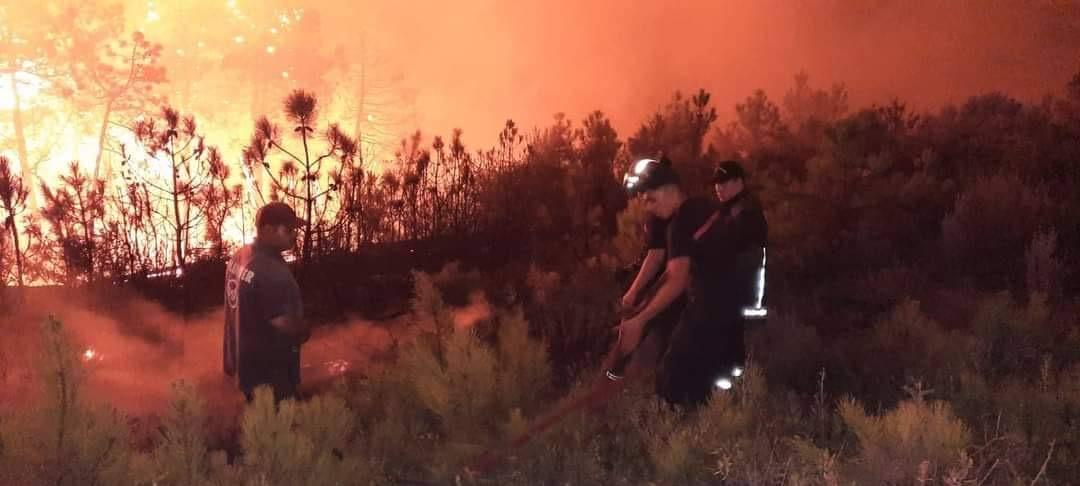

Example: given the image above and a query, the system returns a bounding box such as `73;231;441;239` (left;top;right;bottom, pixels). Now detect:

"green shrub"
361;270;555;481
1025;228;1064;299
970;292;1054;379
838;394;971;484
942;172;1052;288
237;387;369;486
865;300;971;401
147;381;211;486
493;306;552;414
524;263;620;384
399;322;500;443
0;317;133;485
331;372;428;481
747;309;825;393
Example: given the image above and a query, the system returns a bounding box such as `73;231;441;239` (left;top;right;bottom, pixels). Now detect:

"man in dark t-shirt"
606;158;688;380
224;201;309;403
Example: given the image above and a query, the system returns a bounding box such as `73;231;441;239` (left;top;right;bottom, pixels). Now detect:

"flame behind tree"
386;128;486;241
426;129;480;238
336;29;416;165
128;107;215;274
69;29;167;183
101;180;159;279
357;130;472;243
198;147;242;259
0;4;71;212
2;3;164;211
222;4;335;100
39;162;105;285
0;156;30;286
329;150;368;249
242;90;357;264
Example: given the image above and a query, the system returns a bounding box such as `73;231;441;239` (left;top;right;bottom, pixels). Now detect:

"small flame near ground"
328;359;350;376
83;347;101;362
302;359;351;377
3;290;487;417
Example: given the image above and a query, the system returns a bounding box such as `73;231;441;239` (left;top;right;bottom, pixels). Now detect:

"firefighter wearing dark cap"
223;201;310;402
712;160;769;321
618;159;767;407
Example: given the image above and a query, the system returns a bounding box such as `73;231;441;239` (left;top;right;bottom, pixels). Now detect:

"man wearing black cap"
712;160;768;322
223;201;310;402
618;159;767;407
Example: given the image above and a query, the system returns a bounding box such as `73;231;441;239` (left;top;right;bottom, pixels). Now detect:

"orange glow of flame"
0;71;48;111
326;359;349;376
83;347;101;362
1;2;413;285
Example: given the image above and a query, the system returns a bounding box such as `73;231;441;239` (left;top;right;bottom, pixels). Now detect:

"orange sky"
24;0;1080;153
4;0;1077;181
303;0;1079;146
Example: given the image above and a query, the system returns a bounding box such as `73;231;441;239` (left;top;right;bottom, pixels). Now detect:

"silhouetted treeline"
3;71;1080;318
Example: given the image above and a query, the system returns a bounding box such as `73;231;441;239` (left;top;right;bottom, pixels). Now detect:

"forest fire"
2;2;1080;483
1;1;1077;288
0;1;413;286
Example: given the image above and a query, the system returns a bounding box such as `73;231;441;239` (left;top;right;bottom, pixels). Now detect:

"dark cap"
712;160;747;184
623;157;680;195
255;201;302;229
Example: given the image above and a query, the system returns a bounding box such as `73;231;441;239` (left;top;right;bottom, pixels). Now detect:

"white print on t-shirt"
225;260;256;311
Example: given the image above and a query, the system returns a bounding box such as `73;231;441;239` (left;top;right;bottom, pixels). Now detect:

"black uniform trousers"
656;299;745;408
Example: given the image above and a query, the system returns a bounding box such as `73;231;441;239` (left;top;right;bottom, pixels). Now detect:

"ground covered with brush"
2;265;1078;485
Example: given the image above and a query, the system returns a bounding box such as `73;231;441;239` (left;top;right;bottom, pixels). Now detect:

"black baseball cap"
623;157;680;195
255;201;302;229
713;160;747;184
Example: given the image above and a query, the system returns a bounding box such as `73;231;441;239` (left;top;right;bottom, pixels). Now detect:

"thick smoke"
0;287;490;417
304;0;1080;142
